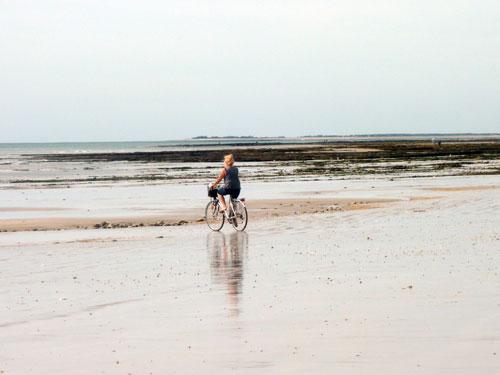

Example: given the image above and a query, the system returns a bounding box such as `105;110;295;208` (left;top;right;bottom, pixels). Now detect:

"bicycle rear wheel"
230;200;248;231
205;201;225;231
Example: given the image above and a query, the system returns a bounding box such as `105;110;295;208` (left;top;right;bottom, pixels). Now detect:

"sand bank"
0;197;396;232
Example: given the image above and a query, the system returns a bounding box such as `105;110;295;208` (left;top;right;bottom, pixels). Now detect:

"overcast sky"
1;0;499;142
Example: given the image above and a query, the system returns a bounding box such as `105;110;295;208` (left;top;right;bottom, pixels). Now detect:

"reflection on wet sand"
207;232;248;317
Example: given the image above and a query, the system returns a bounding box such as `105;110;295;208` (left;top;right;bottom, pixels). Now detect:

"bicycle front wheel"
205;201;225;231
231;201;248;231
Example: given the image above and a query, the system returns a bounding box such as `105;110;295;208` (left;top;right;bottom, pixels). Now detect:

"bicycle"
205;186;248;232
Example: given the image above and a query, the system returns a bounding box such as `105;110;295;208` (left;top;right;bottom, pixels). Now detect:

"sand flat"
424;185;500;192
3;174;497;232
0;175;499;374
0;197;396;232
0;207;72;212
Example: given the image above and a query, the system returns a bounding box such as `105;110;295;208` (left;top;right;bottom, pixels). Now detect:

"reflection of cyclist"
209;154;241;213
207;232;248;317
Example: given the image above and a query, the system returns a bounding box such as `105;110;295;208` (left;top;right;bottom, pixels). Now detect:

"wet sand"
0;175;499;374
2;175;498;233
0;197;395;232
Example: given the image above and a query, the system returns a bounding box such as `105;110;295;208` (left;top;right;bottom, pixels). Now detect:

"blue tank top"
224;166;240;189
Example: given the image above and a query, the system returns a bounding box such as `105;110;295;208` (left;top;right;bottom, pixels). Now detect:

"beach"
1;138;499;231
1;170;499;374
1;138;499;374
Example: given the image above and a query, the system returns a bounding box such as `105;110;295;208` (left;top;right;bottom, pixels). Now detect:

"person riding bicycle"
209;154;241;214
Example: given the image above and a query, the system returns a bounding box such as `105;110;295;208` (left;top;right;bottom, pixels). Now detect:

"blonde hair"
224;154;234;166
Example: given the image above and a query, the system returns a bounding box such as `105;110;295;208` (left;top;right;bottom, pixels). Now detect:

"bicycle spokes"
205;199;247;231
205;200;225;231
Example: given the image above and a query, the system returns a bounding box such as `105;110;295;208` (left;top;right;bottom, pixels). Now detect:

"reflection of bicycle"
206;231;248;317
205;187;248;231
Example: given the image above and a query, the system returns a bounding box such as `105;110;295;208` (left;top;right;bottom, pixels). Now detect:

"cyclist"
209;154;241;214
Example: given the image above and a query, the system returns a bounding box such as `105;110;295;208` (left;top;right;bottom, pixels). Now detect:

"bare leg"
218;194;227;211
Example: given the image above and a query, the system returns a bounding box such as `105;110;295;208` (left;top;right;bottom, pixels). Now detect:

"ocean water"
0;141;168;155
0;138;312;156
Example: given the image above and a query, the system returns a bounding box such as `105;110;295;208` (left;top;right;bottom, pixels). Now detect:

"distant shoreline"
1;133;500;146
193;132;500;139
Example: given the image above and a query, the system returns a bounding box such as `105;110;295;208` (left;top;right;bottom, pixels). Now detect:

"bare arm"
211;168;227;188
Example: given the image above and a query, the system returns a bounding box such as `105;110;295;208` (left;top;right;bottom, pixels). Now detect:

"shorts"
217;187;241;199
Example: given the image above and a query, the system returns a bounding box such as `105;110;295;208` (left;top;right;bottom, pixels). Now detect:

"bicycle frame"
206;192;247;231
211;196;245;218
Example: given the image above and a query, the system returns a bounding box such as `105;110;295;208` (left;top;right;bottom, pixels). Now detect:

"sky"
1;0;499;142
